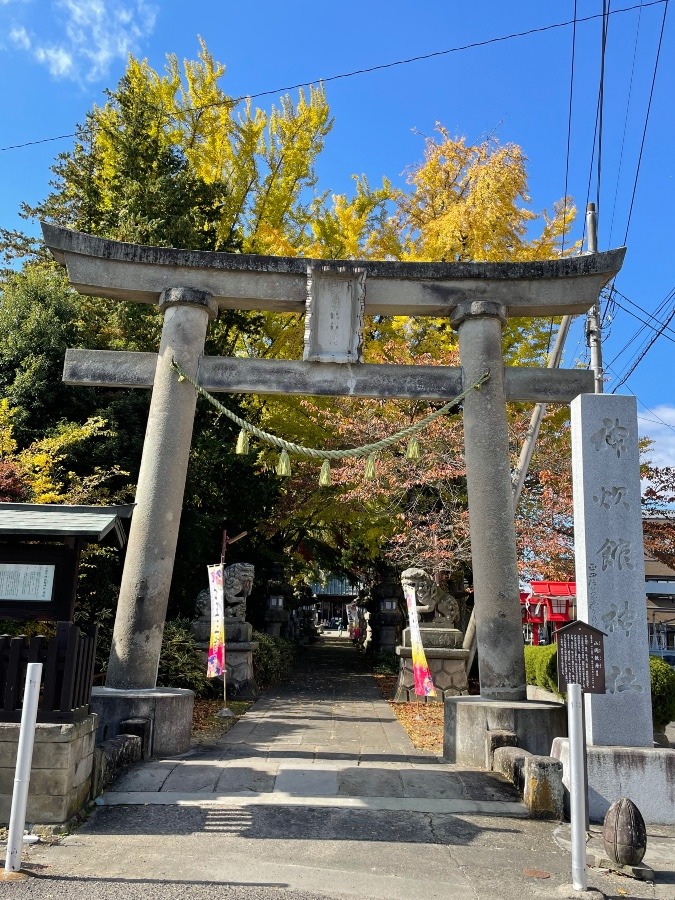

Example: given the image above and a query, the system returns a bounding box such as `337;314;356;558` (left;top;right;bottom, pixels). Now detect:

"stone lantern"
264;594;288;638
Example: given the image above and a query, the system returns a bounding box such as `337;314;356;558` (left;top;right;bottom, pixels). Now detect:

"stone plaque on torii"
42;224;624;720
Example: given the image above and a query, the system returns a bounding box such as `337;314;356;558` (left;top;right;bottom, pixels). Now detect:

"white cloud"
638;404;675;469
35;44;75;78
2;0;158;82
9;25;30;49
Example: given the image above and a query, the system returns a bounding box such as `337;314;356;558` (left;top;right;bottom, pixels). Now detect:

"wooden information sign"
556;621;606;694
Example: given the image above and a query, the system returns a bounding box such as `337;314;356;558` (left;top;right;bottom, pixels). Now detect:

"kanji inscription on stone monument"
571;393;653;747
556;621;606;694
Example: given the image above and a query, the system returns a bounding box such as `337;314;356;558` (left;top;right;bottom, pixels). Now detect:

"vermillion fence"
0;622;97;723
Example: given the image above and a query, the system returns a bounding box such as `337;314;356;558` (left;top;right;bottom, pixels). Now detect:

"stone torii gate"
42;223;624;754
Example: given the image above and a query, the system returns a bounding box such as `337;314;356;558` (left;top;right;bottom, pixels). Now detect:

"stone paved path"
102;636;524;816
11;637;675;900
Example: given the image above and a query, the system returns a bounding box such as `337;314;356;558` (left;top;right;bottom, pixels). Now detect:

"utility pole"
511;313;572;509
585;202;604;393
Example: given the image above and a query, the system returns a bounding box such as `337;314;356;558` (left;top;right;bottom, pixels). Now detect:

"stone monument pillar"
552;394;674;825
571;394;653;746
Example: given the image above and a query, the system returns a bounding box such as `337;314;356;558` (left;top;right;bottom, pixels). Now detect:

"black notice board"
0;546;78;621
556;621;606;694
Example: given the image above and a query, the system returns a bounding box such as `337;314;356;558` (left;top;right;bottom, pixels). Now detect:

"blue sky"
0;0;673;465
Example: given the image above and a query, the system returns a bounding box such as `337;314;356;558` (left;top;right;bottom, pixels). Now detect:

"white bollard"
5;663;43;874
567;683;587;891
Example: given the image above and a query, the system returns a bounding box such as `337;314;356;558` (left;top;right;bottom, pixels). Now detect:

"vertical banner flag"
402;581;436;698
207;563;225;678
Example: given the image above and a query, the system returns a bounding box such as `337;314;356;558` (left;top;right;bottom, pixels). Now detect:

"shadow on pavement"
80;804;523;845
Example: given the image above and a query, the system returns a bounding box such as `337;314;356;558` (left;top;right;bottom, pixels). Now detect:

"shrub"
252;630;296;690
523;644;562;697
0;620;57;639
534;644;559;695
523;645;539;686
649;656;675;732
372;650;399;675
157;618;215;697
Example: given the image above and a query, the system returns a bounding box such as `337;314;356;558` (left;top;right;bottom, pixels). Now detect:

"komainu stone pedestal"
394;626;469;702
222;621;259;699
192;621;258;699
0;716;97;825
551;738;675;824
443;697;567;766
91;687;194;757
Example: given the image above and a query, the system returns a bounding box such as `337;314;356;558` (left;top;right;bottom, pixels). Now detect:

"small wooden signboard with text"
556;621;606;694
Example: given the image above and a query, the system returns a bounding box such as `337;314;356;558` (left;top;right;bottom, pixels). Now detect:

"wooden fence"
0;622;98;723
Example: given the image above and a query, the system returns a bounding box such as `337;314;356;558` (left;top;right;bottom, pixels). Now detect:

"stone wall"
0;715;97;825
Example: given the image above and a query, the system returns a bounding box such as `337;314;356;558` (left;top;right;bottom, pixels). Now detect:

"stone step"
97;789;528;817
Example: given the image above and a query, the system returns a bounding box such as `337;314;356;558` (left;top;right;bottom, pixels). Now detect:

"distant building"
645;550;675;665
311;575;364;623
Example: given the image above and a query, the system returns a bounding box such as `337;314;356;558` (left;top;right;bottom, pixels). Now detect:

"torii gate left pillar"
106;287;218;689
43;223;624;757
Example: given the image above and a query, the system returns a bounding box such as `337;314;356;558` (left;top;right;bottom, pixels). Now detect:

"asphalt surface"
2;636;675;900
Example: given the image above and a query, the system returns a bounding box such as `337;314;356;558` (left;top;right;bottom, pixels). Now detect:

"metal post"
511;313;573;508
585;203;604;394
5;663;43;875
567;683;587;891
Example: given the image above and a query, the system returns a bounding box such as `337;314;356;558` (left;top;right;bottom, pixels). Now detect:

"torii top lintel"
42;224;625;319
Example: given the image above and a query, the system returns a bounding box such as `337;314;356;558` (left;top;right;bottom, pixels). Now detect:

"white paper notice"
0;564;55;602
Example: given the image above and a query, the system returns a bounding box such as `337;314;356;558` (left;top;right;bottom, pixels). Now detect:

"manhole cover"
522;868;551;879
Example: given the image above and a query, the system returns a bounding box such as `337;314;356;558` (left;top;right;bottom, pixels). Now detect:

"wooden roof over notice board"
0;503;134;548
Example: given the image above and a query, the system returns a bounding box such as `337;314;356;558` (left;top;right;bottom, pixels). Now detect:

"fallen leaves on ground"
373;673;444;754
191;699;252;745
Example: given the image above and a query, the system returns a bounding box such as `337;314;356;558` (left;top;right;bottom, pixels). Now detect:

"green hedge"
252;631;296;690
371;649;399;675
649;656;675;732
524;644;675;730
524;644;562;697
157;618;214;697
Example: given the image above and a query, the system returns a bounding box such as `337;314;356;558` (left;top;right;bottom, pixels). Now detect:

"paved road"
4;637;675;899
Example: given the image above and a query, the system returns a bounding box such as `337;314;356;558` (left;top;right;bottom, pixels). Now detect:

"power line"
608;0;644;244
0;0;666;154
596;0;611;225
604;366;675;437
638;414;675;431
611;288;675;389
622;0;669;244
606;282;675;368
610;298;675;343
560;0;578;253
612;288;675;338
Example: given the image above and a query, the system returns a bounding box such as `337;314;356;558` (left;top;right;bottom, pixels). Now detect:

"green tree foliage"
1;39;605;637
0;42;336;627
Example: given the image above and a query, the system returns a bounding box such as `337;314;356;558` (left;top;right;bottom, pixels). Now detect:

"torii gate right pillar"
444;300;567;765
452;300;526;701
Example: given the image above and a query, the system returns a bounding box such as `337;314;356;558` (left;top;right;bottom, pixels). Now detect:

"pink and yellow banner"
402;581;436;698
207;563;225;678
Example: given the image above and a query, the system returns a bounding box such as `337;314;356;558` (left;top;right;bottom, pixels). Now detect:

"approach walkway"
103;635;524;816
12;637;675;899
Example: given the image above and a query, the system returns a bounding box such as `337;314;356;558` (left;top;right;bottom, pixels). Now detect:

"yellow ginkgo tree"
0;398;121;504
